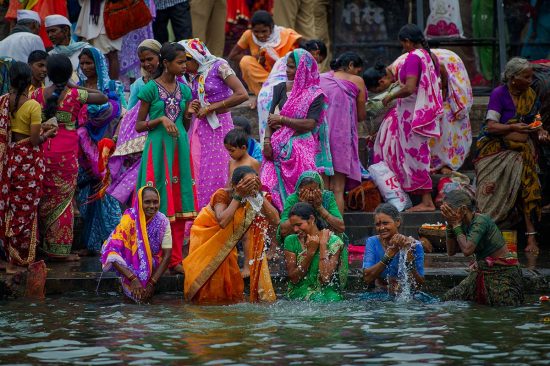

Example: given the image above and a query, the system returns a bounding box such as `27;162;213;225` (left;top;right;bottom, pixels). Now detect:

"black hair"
250;10;274;28
398;23;435;67
9;61;32;118
374;203;401;223
362;62;387;90
289;202;326;230
27;50;48;64
232;116;252;136
224;128;248;148
231;165;257;186
44;54;73;120
302;39;328;59
142;186;159;198
330;51;364;71
78;48;94;62
153;42;186;79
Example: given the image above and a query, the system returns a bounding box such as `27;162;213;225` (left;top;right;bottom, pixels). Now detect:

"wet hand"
319;229;332;246
310;189;323;209
129;278;144;301
305;234;320;254
440;203;462;226
160;117;179;138
235;175;256;197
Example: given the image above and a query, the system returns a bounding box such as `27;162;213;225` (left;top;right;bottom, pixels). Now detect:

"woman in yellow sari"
228;10;301;99
183;166;280;304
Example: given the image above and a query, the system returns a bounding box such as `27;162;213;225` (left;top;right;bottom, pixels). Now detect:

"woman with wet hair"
475;57;546;253
284;201;348;301
320;51;367;213
31;54;107;261
362;203;425;296
372;24;443;212
0;62;55;274
184;166;280;304
441;189;524;306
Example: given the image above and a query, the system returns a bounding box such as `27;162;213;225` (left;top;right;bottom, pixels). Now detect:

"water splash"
395;244;416;303
243;193;264;213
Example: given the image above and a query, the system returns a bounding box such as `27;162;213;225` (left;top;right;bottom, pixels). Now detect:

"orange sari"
183;189;276;304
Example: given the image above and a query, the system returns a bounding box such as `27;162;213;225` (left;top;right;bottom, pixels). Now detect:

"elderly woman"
441;190;524;306
228;10;302;99
475;57;545;253
184;166;280;304
364;48;473;173
320;52;367;213
372;24;443;212
179;38;249;210
362;203;425;297
284;202;348;301
101;187;172;303
261;49;333;211
277;170;344;244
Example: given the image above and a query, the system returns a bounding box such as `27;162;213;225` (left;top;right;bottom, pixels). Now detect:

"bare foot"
249;98;257;110
6;262;27;275
407;202;436;212
171;263;184;274
241;266;250;279
524;235;539;254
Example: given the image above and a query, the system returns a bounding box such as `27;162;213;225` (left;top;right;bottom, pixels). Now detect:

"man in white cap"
0;10;45;62
45;14;89;73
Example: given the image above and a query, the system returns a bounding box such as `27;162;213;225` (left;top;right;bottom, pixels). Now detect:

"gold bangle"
222;100;227;108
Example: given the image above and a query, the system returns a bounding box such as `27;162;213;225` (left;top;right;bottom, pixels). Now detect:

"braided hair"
398;24;436;68
9;62;32;118
44;54;73;120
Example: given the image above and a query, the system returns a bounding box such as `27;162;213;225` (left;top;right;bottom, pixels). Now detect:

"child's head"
232;116;252;137
224;128;248;160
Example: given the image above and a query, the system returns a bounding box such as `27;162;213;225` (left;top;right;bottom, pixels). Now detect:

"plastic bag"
425;0;464;39
368;161;412;212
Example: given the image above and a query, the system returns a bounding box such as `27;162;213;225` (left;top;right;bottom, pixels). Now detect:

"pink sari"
260;49;333;210
373;49;443;192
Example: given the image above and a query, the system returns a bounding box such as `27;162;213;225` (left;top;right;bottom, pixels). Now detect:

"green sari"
284;233;348;302
276;170;343;243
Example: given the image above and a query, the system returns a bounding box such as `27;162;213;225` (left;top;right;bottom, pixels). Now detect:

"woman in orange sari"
228;10;301;99
183;166;280;304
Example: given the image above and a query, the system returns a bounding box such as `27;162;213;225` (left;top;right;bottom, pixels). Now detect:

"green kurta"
284;234;348;302
137;80;196;220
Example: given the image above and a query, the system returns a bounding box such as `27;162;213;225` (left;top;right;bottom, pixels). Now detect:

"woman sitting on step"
441;189;524;306
362;203;426;300
101;186;172;303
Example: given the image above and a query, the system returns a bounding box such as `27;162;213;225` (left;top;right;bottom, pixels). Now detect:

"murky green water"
1;293;550;365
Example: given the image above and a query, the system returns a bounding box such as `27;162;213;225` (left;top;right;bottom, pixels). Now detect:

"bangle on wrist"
452;225;464;237
150;277;157;285
381;254;393;267
222;100;227;108
146;120;152;131
232;194;243;202
128;274;137;282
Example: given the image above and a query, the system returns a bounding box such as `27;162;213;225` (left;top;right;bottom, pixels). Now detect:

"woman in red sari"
0;62;56;274
31;54;107;260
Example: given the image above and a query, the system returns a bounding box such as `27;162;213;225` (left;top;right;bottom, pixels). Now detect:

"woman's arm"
213;200;241;229
228;44;247;63
318;231;341;285
279;221;292;239
203;74;248;114
284;250;316;284
383;74;418;106
317;206;345;234
277;115;316;133
445;229;459;256
135;101;179;137
486;119;530;135
363;244;398;284
261;197;280;226
353;75;367;121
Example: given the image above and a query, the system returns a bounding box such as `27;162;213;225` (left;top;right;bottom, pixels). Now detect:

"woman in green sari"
284;202;348;301
277;170;344;244
441;190;524;306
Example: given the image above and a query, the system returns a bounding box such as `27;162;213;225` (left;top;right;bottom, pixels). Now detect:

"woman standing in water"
135;42;197;274
32;54;107;261
0;62;55;274
179;38;248;210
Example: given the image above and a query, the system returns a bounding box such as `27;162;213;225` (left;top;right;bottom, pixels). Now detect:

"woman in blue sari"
76;46;126;254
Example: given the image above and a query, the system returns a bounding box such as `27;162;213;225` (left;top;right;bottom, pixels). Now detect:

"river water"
1;292;550;365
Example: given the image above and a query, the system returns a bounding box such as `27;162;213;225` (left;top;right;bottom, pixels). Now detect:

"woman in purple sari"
320;52;367;214
179;39;249;210
101;186;172;303
373;24;443;212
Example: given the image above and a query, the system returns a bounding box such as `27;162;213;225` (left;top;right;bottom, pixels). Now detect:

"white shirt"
0;32;45;62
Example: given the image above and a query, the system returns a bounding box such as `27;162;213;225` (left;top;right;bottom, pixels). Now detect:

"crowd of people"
0;3;548;307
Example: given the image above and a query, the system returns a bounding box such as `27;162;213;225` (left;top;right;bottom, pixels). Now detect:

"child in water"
224;128;260;277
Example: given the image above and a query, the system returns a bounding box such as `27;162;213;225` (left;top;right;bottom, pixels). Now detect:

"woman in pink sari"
261;49;333;211
320;52;367;214
373;24;443;212
31;54;107;260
